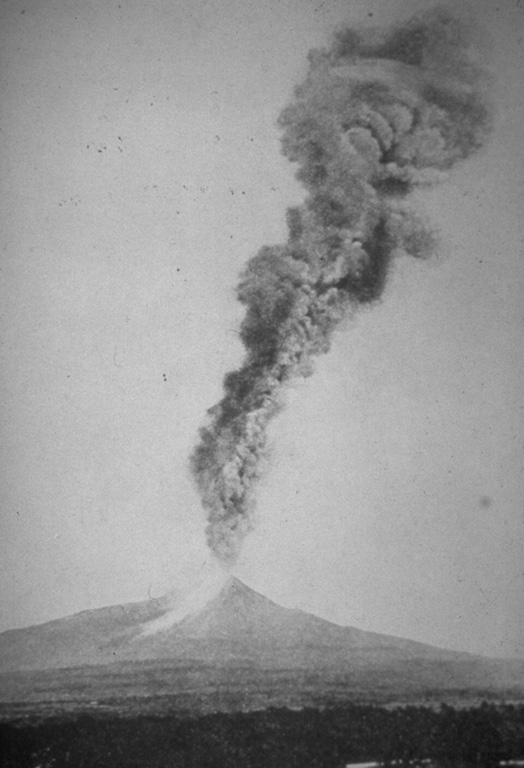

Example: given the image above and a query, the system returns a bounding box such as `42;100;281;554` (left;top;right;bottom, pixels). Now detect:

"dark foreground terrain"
2;702;523;768
2;580;523;766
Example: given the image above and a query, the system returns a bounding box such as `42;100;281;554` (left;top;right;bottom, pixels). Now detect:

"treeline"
1;702;523;768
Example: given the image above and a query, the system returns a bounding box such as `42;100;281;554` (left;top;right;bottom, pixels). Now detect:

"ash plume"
190;6;493;564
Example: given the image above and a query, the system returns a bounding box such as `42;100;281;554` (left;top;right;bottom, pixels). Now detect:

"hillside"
0;578;522;715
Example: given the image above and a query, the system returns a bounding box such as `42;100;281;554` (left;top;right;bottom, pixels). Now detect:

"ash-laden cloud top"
190;6;493;564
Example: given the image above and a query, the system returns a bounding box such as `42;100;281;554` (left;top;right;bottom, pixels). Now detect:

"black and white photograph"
1;0;523;765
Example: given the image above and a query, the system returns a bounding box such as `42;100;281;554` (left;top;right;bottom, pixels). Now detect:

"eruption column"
190;6;492;564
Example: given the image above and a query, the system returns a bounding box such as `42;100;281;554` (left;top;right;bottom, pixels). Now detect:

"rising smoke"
190;5;492;564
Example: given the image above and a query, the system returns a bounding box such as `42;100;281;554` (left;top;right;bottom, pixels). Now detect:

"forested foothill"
1;702;523;768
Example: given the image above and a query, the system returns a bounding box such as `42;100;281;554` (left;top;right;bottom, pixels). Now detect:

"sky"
0;0;523;658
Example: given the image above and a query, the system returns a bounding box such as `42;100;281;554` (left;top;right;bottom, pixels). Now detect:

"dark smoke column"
191;7;492;564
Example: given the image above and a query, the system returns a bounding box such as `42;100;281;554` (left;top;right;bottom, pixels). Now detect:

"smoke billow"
190;6;492;564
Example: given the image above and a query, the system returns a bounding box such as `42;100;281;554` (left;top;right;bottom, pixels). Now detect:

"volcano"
1;578;523;716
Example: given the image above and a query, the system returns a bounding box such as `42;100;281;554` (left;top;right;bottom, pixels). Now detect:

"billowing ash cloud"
190;6;492;564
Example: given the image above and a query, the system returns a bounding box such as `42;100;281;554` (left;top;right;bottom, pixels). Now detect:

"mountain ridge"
0;576;476;672
1;577;523;713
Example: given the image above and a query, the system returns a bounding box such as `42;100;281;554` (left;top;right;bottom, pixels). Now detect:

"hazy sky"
1;0;523;658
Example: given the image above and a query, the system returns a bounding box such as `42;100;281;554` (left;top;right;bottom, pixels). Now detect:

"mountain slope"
0;577;464;672
0;578;522;712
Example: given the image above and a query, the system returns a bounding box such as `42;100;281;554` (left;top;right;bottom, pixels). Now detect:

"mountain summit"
1;578;522;711
0;577;461;672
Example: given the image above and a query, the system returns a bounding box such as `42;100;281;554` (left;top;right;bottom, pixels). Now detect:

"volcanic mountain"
1;578;523;715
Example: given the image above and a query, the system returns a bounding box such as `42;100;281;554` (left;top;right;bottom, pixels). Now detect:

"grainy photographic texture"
191;5;493;565
0;1;523;764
